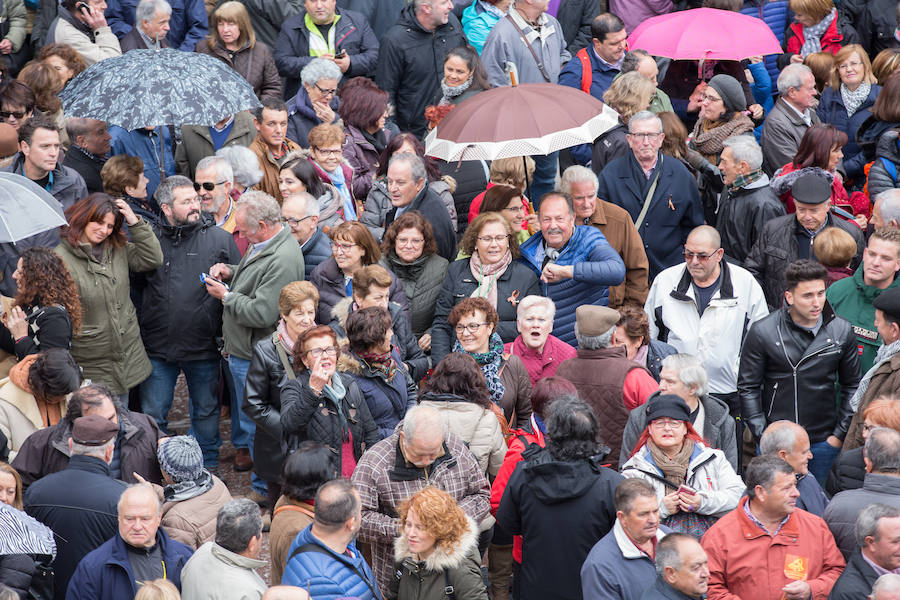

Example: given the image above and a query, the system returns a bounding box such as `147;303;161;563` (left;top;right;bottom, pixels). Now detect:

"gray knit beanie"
157;435;204;482
707;74;747;113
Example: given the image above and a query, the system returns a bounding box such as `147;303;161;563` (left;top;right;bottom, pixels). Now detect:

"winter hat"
157;435;204;482
707;74;747;113
644;394;691;423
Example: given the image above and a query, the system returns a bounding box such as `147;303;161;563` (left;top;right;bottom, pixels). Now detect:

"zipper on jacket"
767;382;778;417
776;321;840;427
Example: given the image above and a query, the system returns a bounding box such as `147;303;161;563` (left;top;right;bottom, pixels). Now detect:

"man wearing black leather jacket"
738;259;861;485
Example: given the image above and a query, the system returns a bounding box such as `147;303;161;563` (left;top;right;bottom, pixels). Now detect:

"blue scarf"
322;163;357;220
454;333;506;406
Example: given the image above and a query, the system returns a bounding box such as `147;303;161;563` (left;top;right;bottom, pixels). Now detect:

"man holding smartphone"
46;0;122;65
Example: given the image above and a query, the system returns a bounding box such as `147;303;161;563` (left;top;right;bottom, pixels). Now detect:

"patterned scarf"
690;114;755;159
357;349;397;381
729;168;765;192
469;250;512;309
849;338;900;410
454;333;506;406
440;76;473;106
841;82;872;117
800;9;836;57
648;438;694;489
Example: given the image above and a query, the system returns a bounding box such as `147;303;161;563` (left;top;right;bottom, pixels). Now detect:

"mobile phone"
677;485;694;495
335;49;346;58
76;2;91;14
200;272;229;290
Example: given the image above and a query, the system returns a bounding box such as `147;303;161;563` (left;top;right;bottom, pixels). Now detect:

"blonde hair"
209;1;255;49
603;72;655;124
489;156;535;193
134;579;181;600
831;44;876;90
278;281;319;317
0;463;22;510
804;52;836;93
788;0;834;23
813;227;857;268
872;48;900;86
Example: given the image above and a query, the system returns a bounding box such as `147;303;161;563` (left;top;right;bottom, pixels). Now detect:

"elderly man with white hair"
760;63;821;175
872;190;900;231
560;165;649;308
119;0;170;50
193;155;248;254
619;353;737;470
281;191;329;278
871;574;900;600
504;295;576;386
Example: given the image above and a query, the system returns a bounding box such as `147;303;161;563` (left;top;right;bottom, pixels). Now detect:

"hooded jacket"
46;6;121;64
496;445;623;600
823;473;900;559
160;475;232;550
180;541;267;600
779;16;860;69
141;214;241;363
839;0;900;55
300;230;331;283
715;173;786;265
196;38;282;102
363;176;457;241
826;447;865;497
308;256;409;328
867;128;900;199
0;358;70;460
385;185;457;262
375;4;467;137
816;84;881;180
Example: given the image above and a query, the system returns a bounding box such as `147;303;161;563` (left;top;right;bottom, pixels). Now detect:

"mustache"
546;227;564;236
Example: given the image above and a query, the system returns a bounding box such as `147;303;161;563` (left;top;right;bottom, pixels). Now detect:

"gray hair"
117;483;163;515
217;145;263;188
621;49;652;75
215;499;262;553
402;404;446;444
136;0;171;24
759;420;802;457
865;427;900;473
628;110;662;133
876;190;900;226
389;152;427;183
777;63;813;96
71;437;114;460
872;574;900;600
301;58;342;88
65;117;102;144
722;135;763;170
314;479;359;532
516;295;556;320
196;155;234;185
856;503;900;547
574;325;615;350
655;533;697;576
660;353;709;397
560;165;599;197
283;191;320;218
236;191;282;229
154;175;194;207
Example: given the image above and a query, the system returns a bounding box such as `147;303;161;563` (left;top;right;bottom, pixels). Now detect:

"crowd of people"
0;0;899;598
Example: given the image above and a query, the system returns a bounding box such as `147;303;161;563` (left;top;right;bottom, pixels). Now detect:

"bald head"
400;405;446;467
686;225;721;251
760;420;811;475
263;586;312;600
117;483;162;548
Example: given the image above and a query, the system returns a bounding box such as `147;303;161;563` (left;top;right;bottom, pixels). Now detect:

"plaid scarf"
729;168;765;192
357;349;398;381
454;333;506;406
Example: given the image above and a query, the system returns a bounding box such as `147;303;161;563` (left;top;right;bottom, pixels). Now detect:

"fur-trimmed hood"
393;514;479;572
770;165;835;196
331;296;354;332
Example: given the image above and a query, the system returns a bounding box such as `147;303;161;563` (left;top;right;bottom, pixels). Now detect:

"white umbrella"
0;172;67;243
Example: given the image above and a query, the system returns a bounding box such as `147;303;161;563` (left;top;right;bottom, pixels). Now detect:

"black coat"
375;4;467;137
430;258;541;364
0;304;72;360
274;7;379;100
23;455;127;600
140;214;241;362
591;122;628;176
745;213;865;309
639;577;699;600
738;304;861;444
840;0;900;55
829;548;878;600
243;334;293;483
556;0;602;55
826;446;865;497
61;146;105;194
308;256;410;326
496;446;623;600
280;370;380;473
716;176;786;266
436;159;489;235
386;187;457;262
0;554;38;599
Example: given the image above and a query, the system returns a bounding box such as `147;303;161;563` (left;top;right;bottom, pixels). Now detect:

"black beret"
791;172;832;206
645;394;691;423
874;287;900;322
72;414;119;446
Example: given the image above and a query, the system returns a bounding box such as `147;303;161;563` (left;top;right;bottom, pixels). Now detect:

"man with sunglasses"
282;191;329;278
645;225;768;427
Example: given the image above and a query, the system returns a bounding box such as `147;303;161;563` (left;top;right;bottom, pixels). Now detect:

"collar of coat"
669;260;736;303
50;409;141;456
393;515;478;571
736;496;800;541
389;437;456;482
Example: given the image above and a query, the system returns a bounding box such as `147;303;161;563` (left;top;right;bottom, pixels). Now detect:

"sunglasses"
193;180;227;191
0;110;27;121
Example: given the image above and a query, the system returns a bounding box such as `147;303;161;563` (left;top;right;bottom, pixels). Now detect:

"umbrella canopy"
627;8;783;61
0;172;66;243
58;48;262;130
0;502;56;558
425;83;619;162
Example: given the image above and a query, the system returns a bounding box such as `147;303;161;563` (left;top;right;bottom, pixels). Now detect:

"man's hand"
209;263;232;280
80;4;109;29
826;435;843;449
334;53;351;73
540;263;573;284
0;40;13;54
418;333;431;352
204;278;228;300
790;54;803;64
782;580;811;600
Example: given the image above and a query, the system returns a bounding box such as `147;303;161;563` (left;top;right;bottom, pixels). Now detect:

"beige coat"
418;394;507;477
269;496;315;585
0;377;67;461
159;475;233;549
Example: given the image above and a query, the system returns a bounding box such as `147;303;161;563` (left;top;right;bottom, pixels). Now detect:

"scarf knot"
357;349;398;381
469;251;512;309
840;81;872;117
440;76;473;106
454;333;506;406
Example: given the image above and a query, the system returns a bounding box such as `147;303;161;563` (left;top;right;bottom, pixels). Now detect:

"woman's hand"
308;354;335;394
855;214;868;229
2;306;28;339
790;54;803;64
313;100;335;124
748;55;763;64
662;492;681;514
678;488;701;513
418;333;431;352
114;199;139;226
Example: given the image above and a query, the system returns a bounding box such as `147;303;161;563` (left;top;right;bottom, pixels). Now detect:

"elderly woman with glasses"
431;212;540;364
503;296;575;386
286;58;341;148
308;221;408;325
280;325;379;477
307;123;360;222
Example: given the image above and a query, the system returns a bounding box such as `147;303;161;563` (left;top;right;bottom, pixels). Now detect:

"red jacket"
785;19;845;57
467;182;533;226
702;497;845;600
504;335;577;386
775;162;868;220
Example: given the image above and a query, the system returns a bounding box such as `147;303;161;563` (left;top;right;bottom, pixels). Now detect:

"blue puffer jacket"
740;0;790;92
105;0;208;51
302;228;332;280
519;226;625;346
282;525;380;600
65;529;193;600
817;84;881;180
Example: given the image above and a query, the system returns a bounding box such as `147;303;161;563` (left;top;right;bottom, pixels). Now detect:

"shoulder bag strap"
274;332;297;381
505;13;551;83
273;503;315;519
634;155;663;230
289;543;382;600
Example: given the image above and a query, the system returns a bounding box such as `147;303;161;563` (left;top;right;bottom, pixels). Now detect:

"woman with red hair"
338;77;390;201
620;394;743;536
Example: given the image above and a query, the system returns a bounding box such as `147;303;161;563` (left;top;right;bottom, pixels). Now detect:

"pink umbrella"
627;8;783;61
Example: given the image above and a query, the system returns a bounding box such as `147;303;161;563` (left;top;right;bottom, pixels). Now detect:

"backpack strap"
289;543;381;600
881;157;898;184
576;48;591;94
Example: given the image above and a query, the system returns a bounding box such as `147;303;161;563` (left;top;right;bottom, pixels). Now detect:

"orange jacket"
701;497;845;600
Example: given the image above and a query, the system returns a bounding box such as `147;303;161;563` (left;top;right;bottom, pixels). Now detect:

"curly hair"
398;487;469;555
459;212;520;258
0;462;23;510
447;297;499;333
17;62;63;114
38;43;88;81
381;211;439;257
14;247;82;333
421;353;491;408
346;306;392;354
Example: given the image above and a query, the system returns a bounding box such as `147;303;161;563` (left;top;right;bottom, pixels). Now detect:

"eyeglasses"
503;204;526;214
0;110;27;121
699;94;722;104
683;250;718;262
477;234;510;244
650;418;685;430
314;82;337;96
330;241;357;253
627;132;663;141
314;147;343;156
455;322;489;334
194;180;227;191
838;61;863;71
173;196;201;206
282;215;314;227
305;346;338;358
396;236;425;247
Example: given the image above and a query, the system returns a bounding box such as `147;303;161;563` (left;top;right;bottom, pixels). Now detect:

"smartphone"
335;49;346;58
677;485;694;495
76;2;91;14
200;272;229;290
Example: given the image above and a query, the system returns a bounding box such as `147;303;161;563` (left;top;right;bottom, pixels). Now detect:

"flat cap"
575;305;620;337
72;414;119;446
874;287;900;322
645;394;691;423
791;172;832;206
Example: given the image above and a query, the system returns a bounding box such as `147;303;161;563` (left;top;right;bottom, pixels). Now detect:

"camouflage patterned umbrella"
58;48;261;130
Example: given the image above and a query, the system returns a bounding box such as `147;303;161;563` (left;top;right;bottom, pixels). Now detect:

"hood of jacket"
770;165;834;196
393;514;479;571
858;115;900;152
520;446;613;504
875;128;900;163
